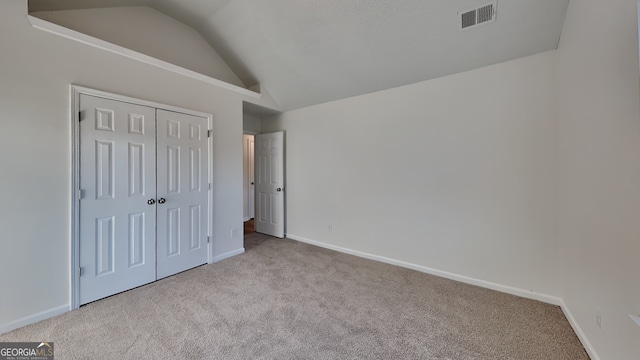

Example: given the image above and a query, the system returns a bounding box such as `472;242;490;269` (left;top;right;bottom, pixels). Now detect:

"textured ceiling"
29;0;570;111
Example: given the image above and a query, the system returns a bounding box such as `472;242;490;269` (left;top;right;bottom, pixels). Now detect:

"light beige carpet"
1;233;589;359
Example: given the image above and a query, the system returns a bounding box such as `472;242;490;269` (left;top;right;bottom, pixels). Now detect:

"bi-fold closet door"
79;94;208;305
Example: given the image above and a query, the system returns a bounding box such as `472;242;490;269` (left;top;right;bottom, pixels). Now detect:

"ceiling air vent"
459;1;497;31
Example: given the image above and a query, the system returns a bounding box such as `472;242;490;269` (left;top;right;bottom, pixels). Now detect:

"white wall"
556;0;640;359
263;51;560;299
0;0;247;331
243;113;262;134
31;6;245;87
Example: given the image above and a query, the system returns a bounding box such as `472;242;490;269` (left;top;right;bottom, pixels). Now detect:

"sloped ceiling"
29;0;569;111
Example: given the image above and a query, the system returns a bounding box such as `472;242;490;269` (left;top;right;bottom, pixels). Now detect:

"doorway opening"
243;133;255;224
242;104;285;248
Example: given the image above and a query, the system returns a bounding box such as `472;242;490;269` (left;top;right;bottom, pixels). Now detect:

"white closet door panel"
79;94;156;305
156;109;208;279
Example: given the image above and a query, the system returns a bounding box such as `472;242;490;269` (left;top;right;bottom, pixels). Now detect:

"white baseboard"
211;248;245;263
287;234;562;306
0;304;70;335
560;300;600;360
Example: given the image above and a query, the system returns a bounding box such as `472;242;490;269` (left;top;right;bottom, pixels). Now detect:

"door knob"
147;199;156;205
276;188;282;192
158;198;166;204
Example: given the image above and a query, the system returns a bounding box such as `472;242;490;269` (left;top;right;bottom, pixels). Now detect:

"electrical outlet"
231;228;238;238
328;224;333;232
596;310;602;329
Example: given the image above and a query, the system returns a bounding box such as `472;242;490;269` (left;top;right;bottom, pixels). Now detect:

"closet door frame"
70;85;213;310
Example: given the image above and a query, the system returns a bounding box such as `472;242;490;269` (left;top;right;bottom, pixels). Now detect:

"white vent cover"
459;1;497;30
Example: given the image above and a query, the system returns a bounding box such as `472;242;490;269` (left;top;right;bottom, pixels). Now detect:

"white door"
156;110;209;279
79;95;157;305
255;131;285;238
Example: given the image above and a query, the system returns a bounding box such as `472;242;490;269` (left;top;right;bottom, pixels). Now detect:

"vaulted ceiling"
28;0;569;111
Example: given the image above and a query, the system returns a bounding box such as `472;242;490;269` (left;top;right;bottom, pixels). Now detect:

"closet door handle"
158;198;166;204
147;199;156;205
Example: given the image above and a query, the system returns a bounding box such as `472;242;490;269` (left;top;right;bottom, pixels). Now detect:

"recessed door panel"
189;123;200;140
189;205;201;250
259;155;267;183
167;146;180;194
128;143;145;197
95;141;114;200
128;212;145;267
95;216;115;276
270;155;279;184
167;120;180;139
167;208;181;256
95;109;114;132
270;194;279;225
259;192;268;222
128;114;145;135
190;147;201;192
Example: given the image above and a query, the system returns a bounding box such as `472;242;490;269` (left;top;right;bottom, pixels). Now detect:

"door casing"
243;133;256;221
70;85;213;310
